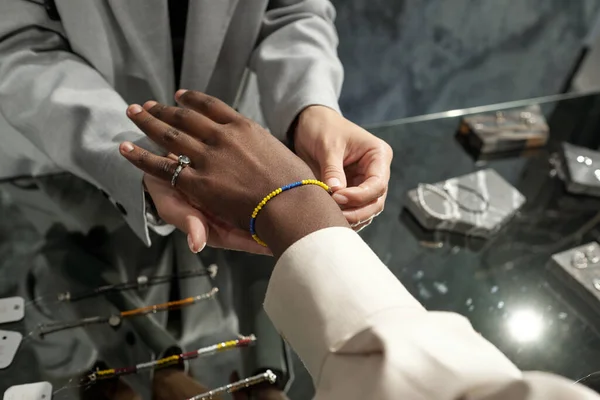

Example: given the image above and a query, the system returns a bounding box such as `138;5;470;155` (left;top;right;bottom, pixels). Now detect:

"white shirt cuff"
264;227;425;379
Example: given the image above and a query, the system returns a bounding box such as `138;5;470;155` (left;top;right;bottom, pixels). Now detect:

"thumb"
183;213;209;253
153;198;208;253
319;152;347;191
163;209;208;254
144;174;209;253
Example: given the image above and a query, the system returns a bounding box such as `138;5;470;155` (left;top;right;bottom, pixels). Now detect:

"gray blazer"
0;0;343;244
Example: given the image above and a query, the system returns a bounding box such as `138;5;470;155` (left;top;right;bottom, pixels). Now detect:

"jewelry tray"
405;169;526;238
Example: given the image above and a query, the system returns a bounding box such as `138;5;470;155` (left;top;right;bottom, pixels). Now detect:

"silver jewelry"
446;183;490;214
417;182;490;221
571;245;600;269
585;245;600;265
417;184;460;221
171;155;191;187
519;111;536;125
576;155;593;167
572;251;588;269
350;216;374;228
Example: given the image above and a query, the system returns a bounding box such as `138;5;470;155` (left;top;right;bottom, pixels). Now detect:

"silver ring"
171;155;191;187
572;251;588;269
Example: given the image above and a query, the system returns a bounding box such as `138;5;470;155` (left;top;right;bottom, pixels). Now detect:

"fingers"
143;101;218;142
200;212;271;255
334;175;387;206
127;104;205;157
185;214;208;253
208;223;272;256
333;162;389;208
333;143;392;207
175;89;239;124
319;151;347;191
143;175;209;253
342;195;385;226
120;142;194;191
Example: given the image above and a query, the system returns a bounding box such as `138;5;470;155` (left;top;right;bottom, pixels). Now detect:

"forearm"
250;0;343;140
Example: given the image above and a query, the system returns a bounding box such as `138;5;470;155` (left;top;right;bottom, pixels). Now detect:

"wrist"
255;184;348;258
290;105;339;150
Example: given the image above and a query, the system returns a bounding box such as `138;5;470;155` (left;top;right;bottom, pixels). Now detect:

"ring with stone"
572;251;588;269
171;155;191;187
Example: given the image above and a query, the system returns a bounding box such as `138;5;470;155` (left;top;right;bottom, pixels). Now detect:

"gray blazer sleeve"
249;0;344;141
0;0;153;245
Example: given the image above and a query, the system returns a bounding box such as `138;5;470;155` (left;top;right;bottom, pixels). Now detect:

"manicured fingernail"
327;178;341;189
128;104;143;115
120;142;134;153
198;242;206;253
332;193;348;204
175;89;188;100
143;100;157;110
187;235;197;253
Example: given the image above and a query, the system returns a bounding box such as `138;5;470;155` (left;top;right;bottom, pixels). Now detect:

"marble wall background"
335;0;600;125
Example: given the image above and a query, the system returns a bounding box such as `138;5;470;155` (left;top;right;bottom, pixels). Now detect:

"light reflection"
507;309;544;343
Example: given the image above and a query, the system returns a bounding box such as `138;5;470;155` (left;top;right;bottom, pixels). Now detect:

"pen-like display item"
188;369;277;400
57;266;218;302
85;335;257;383
38;288;219;337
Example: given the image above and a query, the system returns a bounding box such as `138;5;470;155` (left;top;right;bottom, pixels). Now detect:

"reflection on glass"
507;309;544;343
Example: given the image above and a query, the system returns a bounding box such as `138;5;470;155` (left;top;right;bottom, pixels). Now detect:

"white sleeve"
264;227;599;400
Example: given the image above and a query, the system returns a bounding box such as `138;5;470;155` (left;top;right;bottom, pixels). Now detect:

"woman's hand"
294;106;392;231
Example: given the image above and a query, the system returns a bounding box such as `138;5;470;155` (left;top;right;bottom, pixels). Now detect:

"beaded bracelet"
38;288;219;336
250;179;331;247
84;335;257;383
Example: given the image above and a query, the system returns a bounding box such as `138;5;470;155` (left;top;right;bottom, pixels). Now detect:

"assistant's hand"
294;106;393;230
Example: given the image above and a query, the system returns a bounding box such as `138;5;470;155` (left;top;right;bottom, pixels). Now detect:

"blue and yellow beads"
250;179;331;247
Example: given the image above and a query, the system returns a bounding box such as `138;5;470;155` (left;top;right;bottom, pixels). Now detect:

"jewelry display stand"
405;169;526;238
548;242;600;320
559;142;600;197
457;105;549;154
